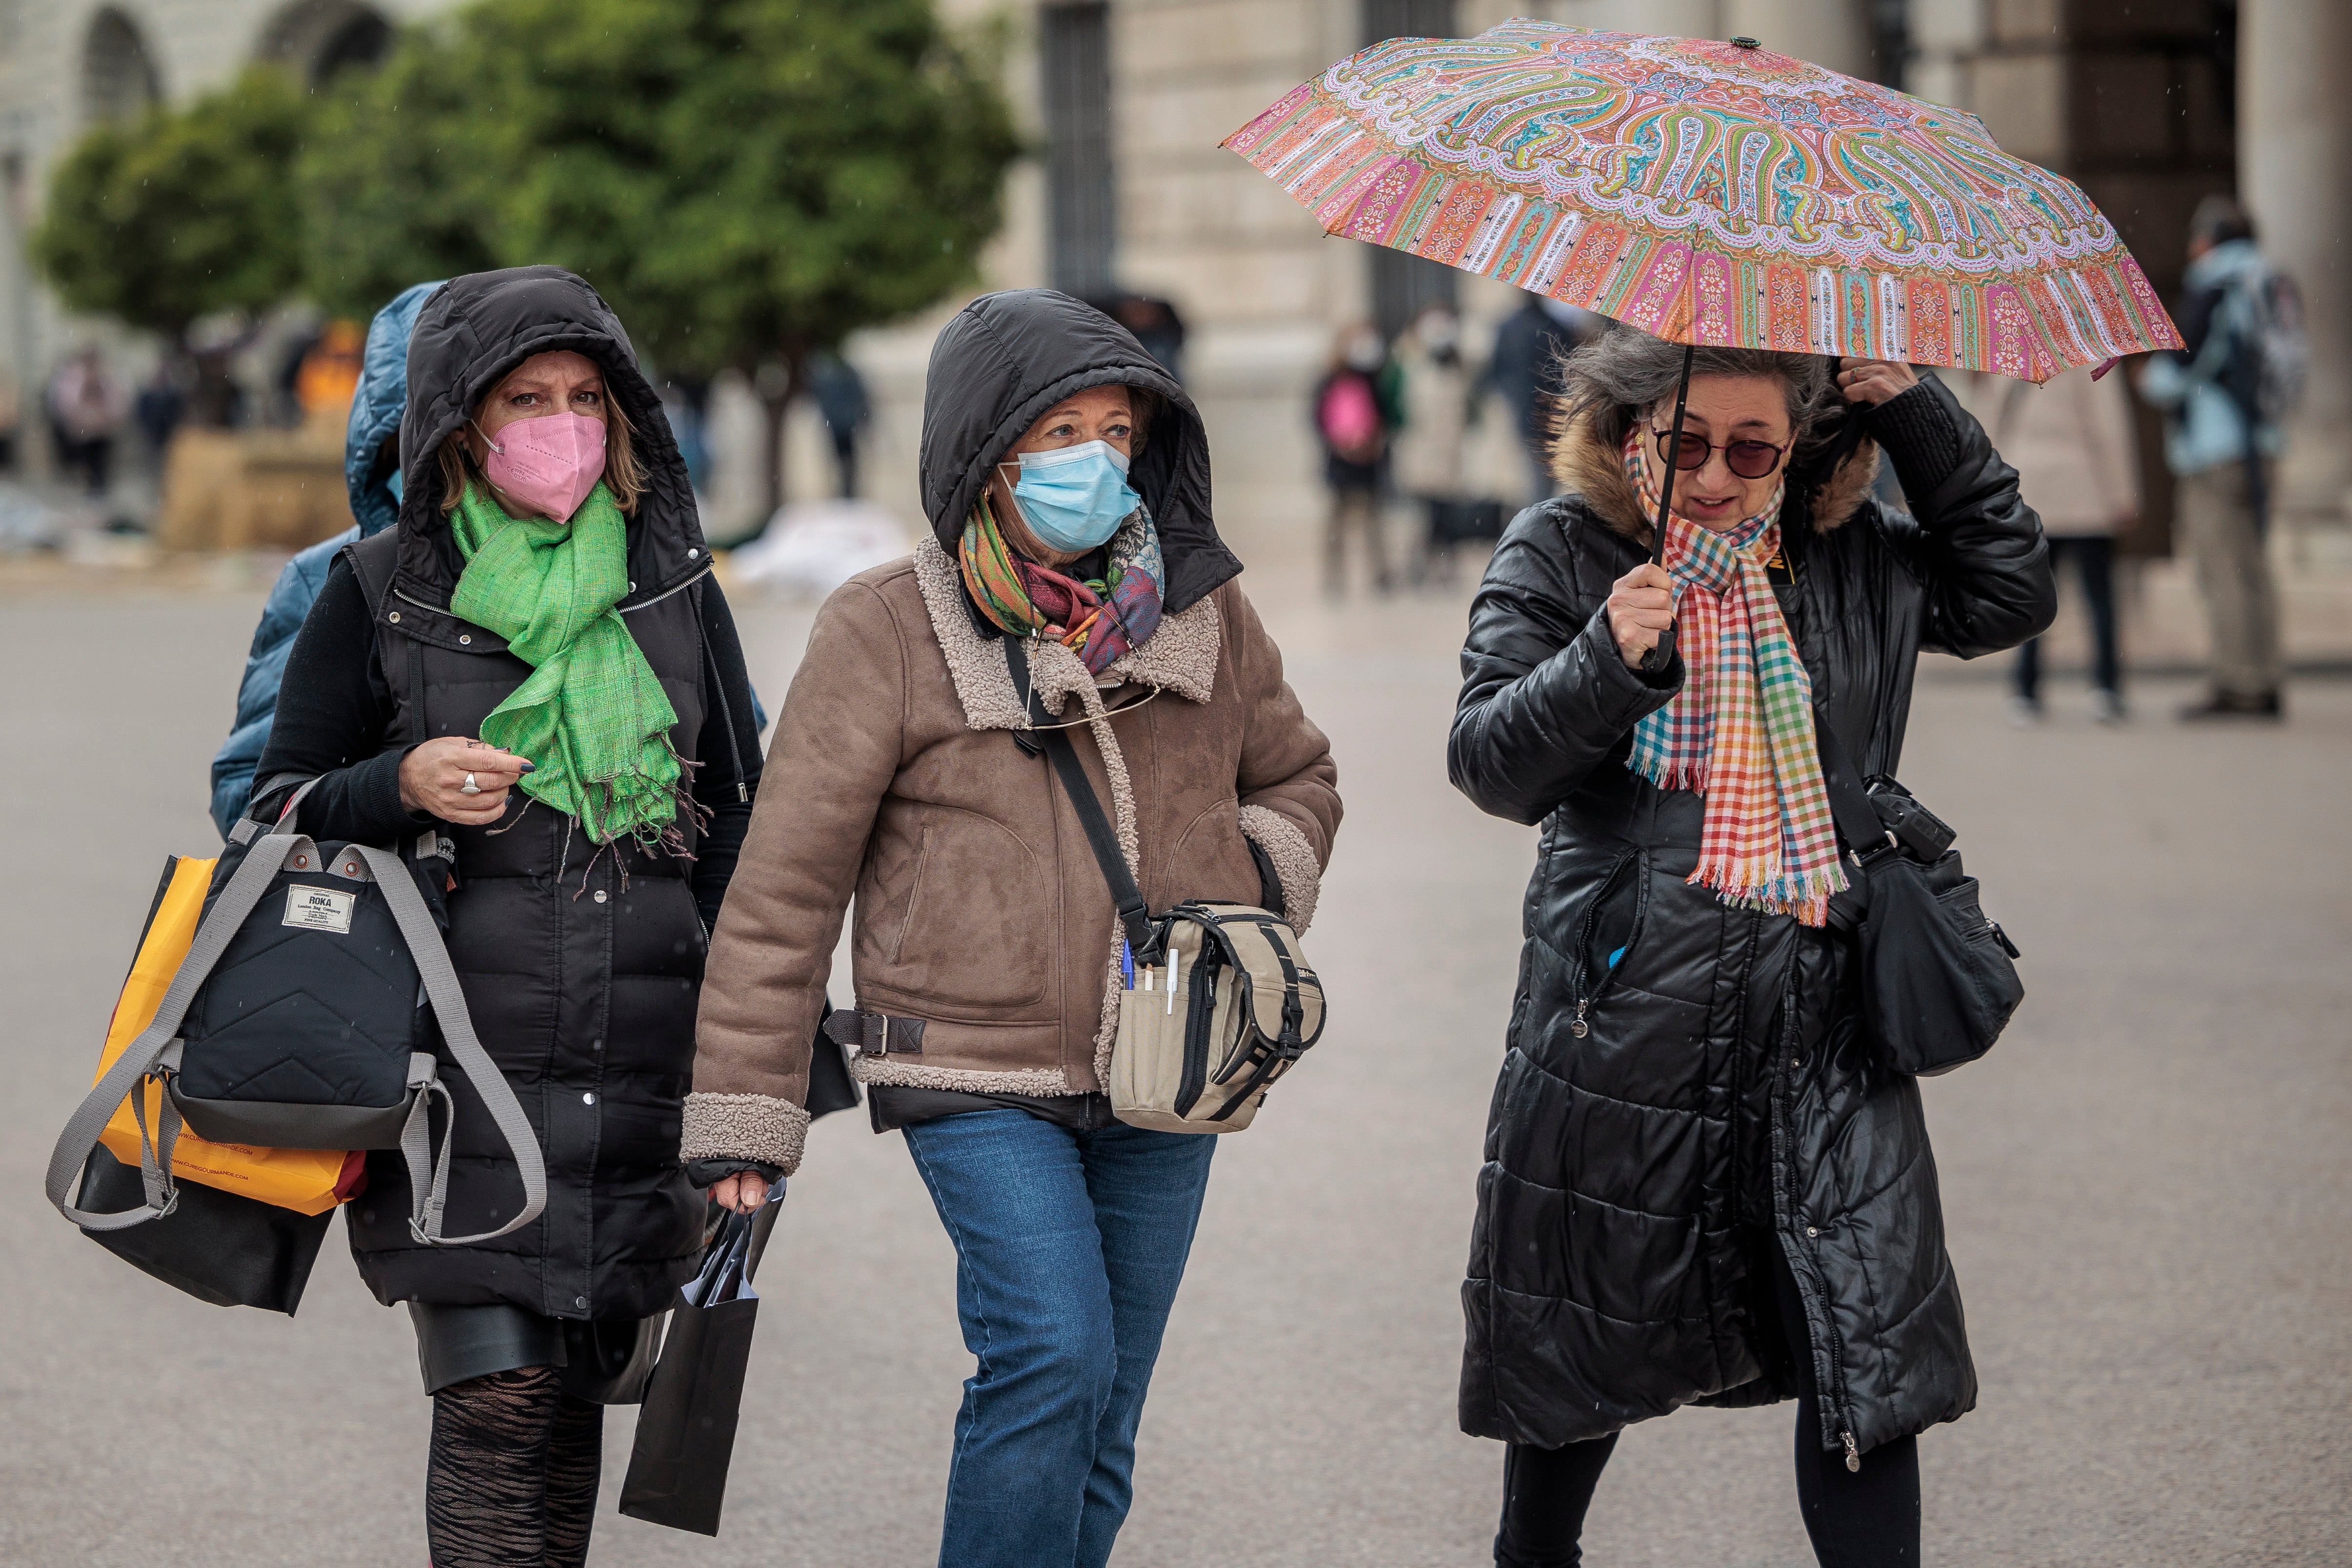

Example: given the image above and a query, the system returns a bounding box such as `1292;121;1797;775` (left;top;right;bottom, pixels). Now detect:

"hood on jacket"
919;288;1239;614
1549;404;1880;545
344;280;444;538
395;265;704;603
2184;236;2268;295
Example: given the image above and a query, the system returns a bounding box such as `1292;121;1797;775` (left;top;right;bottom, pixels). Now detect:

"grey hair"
1554;325;1841;468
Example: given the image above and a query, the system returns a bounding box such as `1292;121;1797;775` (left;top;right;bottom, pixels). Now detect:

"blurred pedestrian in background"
1997;364;2141;725
1314;321;1401;595
133;356;187;469
292;319;366;425
208;281;442;837
692;288;1340;1568
46;346;124;498
1390;301;1474;585
1097;291;1189;384
809;350;871;499
1488;291;1595;509
658;376;713;498
1451;328;2053;1568
2139;195;2299;721
255;266;764;1568
0;366;20;473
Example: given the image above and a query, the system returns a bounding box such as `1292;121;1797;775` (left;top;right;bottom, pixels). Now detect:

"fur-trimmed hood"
1549;406;1881;545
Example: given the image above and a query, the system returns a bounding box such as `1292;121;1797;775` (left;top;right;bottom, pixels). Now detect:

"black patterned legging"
427;1367;603;1568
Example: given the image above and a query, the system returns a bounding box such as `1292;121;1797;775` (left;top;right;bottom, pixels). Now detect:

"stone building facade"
0;0;2341;560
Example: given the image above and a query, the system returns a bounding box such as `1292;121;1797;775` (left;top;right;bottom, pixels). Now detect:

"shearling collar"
1548;407;1880;545
910;538;1223;732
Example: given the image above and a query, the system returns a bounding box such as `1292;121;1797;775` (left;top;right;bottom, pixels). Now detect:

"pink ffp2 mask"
478;411;608;522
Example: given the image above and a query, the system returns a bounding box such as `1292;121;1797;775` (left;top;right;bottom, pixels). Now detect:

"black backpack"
47;783;547;1245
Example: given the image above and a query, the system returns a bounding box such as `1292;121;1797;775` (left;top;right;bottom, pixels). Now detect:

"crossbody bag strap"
354;844;548;1246
1811;714;1892;859
1003;638;1159;963
45;827;319;1230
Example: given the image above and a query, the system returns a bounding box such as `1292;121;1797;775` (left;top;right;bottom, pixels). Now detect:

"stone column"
2240;0;2352;523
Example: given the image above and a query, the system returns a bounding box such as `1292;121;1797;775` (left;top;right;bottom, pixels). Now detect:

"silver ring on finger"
459;772;482;796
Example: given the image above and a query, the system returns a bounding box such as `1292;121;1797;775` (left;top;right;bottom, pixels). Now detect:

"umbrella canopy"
1224;21;2181;381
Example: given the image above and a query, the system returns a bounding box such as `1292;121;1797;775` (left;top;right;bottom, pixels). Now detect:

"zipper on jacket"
1766;963;1862;1469
392;562;714;626
1567;849;1641;1039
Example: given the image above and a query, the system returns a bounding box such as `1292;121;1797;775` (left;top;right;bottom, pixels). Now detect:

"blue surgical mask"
387;468;404;503
1004;440;1140;553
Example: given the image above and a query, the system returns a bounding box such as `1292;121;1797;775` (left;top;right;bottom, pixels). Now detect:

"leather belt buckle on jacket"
821;1009;925;1058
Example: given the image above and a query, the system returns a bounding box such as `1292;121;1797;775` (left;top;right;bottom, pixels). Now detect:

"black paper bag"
619;1192;774;1535
75;1144;334;1314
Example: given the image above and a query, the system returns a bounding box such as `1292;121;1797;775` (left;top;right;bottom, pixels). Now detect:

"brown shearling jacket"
681;539;1341;1173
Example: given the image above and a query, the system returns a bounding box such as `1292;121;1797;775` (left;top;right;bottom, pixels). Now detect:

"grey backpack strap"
229;774;324;847
355;844;548;1245
45;829;319;1230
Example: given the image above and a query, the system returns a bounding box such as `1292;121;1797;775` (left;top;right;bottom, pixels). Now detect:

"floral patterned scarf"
959;494;1165;674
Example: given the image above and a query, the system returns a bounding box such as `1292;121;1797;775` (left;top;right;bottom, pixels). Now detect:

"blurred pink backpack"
1318;374;1383;463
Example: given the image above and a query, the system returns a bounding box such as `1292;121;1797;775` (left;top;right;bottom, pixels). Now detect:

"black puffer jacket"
1450;377;2053;1461
258;267;757;1321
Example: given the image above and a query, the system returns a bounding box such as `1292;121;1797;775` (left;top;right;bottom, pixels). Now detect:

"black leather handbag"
1817;723;2023;1077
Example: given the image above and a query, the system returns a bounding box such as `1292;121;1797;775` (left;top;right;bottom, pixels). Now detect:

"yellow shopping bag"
93;855;364;1217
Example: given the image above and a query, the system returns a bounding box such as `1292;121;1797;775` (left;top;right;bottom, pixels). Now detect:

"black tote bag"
618;1188;780;1536
73;1144;333;1314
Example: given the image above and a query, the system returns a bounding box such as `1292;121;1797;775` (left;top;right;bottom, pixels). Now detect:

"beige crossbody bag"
1009;642;1327;1133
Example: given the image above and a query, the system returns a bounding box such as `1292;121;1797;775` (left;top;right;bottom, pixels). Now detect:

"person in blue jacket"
209;282;445;836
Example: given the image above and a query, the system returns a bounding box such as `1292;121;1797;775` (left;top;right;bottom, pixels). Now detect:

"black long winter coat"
256;267;761;1322
1449;378;2055;1461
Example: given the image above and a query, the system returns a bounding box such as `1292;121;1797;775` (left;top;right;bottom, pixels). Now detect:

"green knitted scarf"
448;479;683;847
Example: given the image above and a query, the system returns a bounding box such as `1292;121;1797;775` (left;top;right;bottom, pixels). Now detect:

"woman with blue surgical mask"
687;288;1343;1568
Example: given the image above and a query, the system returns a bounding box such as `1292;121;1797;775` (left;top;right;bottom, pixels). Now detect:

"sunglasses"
1651;428;1790;481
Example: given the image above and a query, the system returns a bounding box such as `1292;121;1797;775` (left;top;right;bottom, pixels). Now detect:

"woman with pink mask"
252;267;763;1566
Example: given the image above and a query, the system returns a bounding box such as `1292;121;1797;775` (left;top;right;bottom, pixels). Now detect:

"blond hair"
436;391;645;517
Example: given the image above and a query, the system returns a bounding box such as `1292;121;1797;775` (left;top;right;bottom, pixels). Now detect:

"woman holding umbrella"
1451;332;2050;1563
1226;22;2181;1562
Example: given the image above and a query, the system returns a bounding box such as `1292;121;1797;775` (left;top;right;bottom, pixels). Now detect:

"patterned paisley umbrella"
1224;21;2182;383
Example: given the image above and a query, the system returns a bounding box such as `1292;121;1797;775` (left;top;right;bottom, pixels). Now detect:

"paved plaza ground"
1;564;2345;1566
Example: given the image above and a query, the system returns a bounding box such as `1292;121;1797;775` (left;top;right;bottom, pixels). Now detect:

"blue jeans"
902;1109;1217;1568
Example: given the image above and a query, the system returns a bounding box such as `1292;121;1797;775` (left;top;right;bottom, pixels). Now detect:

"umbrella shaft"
1653;342;1696;567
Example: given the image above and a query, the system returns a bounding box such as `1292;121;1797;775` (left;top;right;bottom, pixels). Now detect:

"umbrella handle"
1639;342;1695;674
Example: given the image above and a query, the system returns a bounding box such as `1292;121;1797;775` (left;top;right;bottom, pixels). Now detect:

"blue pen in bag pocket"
1121;941;1135;990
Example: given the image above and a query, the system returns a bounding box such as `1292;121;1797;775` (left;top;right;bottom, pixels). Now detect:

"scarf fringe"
1687;857;1850;928
1628;752;1711;794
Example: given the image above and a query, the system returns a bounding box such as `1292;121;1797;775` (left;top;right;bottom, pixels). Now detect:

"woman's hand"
711;1172;769;1215
1607;562;1676;669
398;735;530;824
1837;358;1920;407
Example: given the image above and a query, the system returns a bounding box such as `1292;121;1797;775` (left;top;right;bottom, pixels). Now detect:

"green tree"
32;66;309;425
302;0;1022;520
298;40;498;319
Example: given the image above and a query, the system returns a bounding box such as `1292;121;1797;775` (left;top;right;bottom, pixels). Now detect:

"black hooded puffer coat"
1450;376;2054;1462
263;267;756;1322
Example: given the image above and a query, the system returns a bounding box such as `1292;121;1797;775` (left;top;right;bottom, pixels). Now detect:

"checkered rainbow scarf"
1623;430;1847;927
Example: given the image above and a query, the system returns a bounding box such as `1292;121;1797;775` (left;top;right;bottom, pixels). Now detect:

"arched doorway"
82;8;164;126
256;0;391;84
